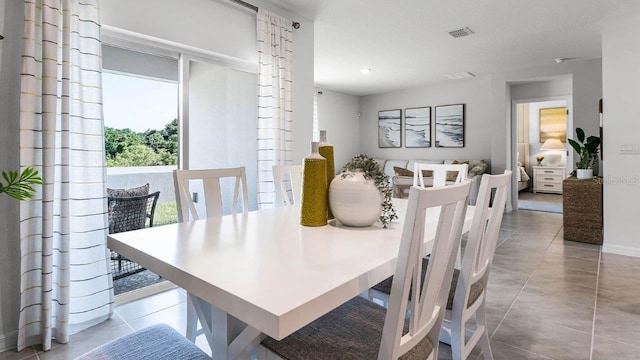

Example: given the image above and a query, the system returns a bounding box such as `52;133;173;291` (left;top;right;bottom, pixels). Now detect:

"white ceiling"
265;0;640;96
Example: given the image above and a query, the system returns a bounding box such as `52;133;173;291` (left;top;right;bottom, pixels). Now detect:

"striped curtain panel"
256;9;293;209
18;0;112;351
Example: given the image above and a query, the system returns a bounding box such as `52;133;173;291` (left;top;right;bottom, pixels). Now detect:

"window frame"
101;25;258;170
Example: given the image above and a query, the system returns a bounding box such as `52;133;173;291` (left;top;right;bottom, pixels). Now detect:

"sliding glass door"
183;59;259;215
101;44;258;302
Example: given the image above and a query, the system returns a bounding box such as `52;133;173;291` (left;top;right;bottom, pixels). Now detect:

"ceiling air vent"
448;26;475;38
445;72;476;80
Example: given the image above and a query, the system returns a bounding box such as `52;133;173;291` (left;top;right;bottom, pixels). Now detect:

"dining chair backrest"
379;181;470;359
173;167;248;222
272;165;302;206
443;170;511;360
463;171;511;288
413;163;469;188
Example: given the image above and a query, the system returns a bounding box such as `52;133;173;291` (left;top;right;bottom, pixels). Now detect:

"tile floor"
3;209;640;360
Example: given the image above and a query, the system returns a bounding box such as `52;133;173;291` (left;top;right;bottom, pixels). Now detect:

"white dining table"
107;199;474;360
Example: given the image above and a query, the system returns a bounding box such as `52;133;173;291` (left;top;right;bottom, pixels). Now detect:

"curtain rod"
228;0;301;29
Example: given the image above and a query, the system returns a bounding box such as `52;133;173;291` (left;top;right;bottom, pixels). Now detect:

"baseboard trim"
602;244;640;258
0;330;18;353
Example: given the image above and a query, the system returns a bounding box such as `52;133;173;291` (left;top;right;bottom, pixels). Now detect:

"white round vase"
577;169;593;180
329;171;382;227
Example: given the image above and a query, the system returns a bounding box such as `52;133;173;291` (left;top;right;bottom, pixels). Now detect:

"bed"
517;143;531;191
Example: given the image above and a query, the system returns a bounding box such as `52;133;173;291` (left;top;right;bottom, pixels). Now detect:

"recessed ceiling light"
360;68;372;74
444;72;476;80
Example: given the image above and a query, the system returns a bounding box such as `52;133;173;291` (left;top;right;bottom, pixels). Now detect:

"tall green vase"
300;142;327;226
318;130;335;220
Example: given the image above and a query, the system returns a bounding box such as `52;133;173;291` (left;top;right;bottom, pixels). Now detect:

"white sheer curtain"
18;0;112;351
256;9;293;209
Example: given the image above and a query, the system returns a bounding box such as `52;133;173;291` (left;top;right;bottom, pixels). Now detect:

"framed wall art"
435;104;465;147
378;109;402;148
539;107;567;142
404;107;431;148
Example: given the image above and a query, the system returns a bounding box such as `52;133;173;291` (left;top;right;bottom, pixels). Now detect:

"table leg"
188;293;265;360
186;296;199;341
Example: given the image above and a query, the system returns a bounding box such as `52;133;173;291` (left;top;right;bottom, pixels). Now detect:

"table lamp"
540;138;566;166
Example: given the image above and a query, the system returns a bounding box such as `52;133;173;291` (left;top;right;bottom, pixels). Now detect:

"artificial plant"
0;168;43;201
341;154;397;228
568;128;600;169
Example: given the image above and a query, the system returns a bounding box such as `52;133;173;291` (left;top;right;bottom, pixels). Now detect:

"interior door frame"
510;95;573;211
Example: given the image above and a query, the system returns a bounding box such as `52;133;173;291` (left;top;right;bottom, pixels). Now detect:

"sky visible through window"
102;72;178;132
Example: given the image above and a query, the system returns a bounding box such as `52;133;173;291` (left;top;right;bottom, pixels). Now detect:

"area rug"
517;192;563;213
114;270;165;295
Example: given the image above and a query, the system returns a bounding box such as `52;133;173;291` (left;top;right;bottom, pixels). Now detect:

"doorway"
513;97;572;213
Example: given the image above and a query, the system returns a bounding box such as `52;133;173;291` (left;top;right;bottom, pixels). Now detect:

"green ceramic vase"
318;130;335;220
300;142;327;226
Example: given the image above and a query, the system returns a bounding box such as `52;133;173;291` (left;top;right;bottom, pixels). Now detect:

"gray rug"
114;270;164;295
518;192;563;213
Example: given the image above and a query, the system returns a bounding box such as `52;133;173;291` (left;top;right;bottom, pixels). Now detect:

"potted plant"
568;128;600;180
0;167;42;200
329;154;397;228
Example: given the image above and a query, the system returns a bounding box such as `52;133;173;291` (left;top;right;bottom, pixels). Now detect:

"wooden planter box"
562;176;603;245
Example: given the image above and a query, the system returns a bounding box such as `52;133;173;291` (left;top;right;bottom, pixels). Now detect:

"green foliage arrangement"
105;119;178;167
341;154;397;228
568;128;600;169
0;167;43;201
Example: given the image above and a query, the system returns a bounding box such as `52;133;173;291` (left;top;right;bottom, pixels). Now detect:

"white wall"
602;13;640;257
359;76;493;164
511;78;572;101
101;0;257;63
315;88;361;170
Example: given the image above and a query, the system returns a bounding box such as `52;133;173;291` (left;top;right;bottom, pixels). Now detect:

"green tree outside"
105;119;178;167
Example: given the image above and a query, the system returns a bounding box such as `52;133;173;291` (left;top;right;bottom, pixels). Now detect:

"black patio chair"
108;191;160;280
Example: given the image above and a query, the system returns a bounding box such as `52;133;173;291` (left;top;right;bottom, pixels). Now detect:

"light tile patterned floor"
3;210;640;359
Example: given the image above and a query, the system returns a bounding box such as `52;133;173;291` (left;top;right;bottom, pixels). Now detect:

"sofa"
373;158;490;205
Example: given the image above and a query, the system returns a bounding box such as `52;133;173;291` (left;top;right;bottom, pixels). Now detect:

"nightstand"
533;166;566;194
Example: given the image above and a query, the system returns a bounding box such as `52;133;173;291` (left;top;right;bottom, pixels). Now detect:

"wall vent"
448;26;475;38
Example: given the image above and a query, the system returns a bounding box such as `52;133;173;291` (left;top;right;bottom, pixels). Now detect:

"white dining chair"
439;170;511;360
413;162;470;266
258;181;471;360
369;171;512;360
272;165;302;206
414;163;469;188
172;167;249;342
173;167;249;222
